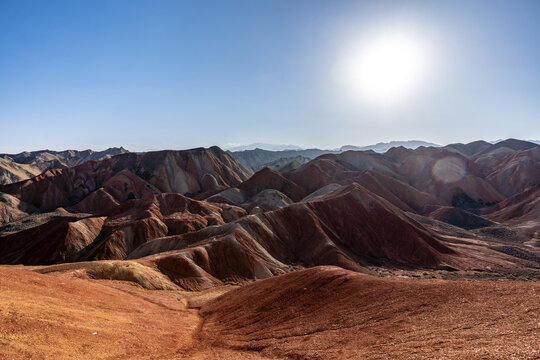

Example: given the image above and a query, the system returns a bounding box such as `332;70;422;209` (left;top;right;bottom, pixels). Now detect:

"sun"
339;30;430;105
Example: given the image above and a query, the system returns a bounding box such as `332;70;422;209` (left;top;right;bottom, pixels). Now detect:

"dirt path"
0;267;262;359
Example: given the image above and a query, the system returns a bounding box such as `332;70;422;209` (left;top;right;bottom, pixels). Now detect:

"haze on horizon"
1;0;539;153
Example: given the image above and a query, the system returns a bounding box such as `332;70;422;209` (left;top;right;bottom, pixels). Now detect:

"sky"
1;0;539;152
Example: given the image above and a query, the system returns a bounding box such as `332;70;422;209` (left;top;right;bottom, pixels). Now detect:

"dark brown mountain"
127;183;456;290
484;184;540;223
475;146;540;197
0;193;245;265
0;139;539;290
237;167;307;201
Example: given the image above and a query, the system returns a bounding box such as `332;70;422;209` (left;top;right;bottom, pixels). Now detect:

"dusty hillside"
1;265;538;359
200;266;540;360
0;266;261;359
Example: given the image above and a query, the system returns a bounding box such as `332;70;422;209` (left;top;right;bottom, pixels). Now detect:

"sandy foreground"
0;265;538;360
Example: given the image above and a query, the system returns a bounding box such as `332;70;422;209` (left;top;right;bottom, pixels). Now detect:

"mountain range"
1;138;539;359
0;147;129;184
225;143;304;151
228;140;440;171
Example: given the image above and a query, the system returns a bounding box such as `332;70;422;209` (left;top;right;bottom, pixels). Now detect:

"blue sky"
1;0;539;152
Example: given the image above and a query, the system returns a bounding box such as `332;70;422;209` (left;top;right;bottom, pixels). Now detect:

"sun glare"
339;29;430;106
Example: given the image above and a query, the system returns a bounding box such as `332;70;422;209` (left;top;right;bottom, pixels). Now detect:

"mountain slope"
0;159;43;185
476;146;540;197
0;147;252;212
230;148;335;171
386;146;504;206
199;266;540;359
0;193;245;265
127;183;455;290
484;185;540;223
443;140;492;156
0;147;130;185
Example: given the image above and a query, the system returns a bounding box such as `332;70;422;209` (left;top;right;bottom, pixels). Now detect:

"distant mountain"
231;140;440;171
443;140;492;156
0;147;129;166
0;147;129;185
472;139;538;158
262;155;311;172
0;159;43;186
230;148;337;171
226;143;303;152
340;140;440;153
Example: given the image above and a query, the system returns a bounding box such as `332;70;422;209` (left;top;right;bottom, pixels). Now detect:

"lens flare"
432;157;467;183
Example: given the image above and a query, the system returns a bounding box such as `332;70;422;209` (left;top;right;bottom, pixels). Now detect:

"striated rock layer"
128;184;455;290
0;147;252;212
0;147;129;185
0;193;245;265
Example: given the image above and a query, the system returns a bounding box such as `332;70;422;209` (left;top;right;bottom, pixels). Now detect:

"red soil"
2;265;538;359
0;266;264;360
200;266;540;360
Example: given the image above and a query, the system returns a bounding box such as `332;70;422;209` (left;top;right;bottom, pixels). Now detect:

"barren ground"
1;266;538;359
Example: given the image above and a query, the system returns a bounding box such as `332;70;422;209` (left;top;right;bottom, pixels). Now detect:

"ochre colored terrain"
1;266;538;359
0;266;261;360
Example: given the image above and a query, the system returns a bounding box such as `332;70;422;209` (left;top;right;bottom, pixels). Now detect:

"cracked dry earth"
1;266;539;359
